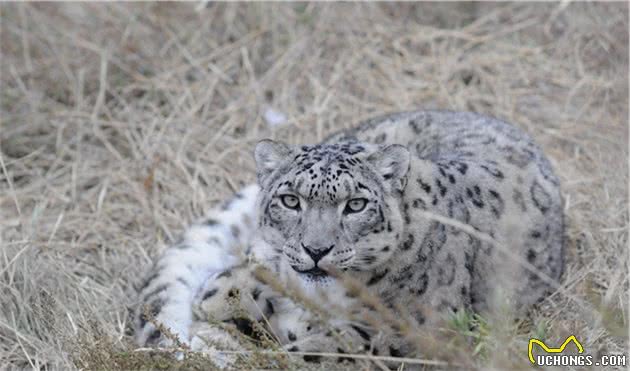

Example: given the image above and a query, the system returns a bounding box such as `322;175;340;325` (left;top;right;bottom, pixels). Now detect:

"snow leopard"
134;110;564;365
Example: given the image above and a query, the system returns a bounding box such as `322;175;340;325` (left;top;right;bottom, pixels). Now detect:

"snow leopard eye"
344;198;367;214
280;194;301;210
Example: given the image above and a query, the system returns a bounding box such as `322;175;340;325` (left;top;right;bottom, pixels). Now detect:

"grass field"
1;2;628;370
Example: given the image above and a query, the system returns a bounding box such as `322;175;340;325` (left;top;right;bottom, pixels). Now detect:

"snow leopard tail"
134;184;260;347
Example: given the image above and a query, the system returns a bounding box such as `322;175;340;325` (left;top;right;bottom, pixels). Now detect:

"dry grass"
0;2;628;370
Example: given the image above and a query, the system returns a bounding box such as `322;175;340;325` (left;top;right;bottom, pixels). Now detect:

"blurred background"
1;2;628;369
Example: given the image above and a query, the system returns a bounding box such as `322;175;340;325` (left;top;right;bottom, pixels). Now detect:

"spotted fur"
135;110;564;364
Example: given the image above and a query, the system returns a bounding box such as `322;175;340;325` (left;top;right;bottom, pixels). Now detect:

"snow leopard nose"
302;243;334;264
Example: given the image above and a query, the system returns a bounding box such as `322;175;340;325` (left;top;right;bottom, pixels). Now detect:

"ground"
0;2;628;370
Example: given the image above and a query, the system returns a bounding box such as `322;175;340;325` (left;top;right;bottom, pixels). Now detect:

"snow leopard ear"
254;139;293;185
367;144;410;192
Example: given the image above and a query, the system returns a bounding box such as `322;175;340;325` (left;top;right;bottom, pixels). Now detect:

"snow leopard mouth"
292;266;329;279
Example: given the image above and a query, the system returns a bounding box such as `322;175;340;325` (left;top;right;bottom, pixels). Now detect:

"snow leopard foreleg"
135;184;259;347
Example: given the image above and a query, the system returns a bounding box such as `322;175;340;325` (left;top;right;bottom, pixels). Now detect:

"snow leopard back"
327;110;564;312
